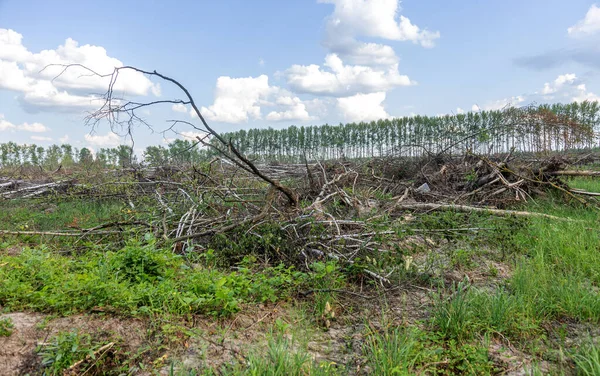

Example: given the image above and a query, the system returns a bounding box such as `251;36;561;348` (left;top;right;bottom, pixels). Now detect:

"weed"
431;279;473;341
363;325;425;375
0;316;14;336
363;323;497;375
572;341;600;376
37;330;99;375
451;248;475;269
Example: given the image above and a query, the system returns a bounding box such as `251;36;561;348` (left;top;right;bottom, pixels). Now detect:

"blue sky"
1;0;600;153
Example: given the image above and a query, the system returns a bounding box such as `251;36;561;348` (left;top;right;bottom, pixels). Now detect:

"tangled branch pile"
2;64;599;286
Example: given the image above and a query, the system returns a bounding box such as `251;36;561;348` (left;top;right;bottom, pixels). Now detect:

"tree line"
212;101;600;163
0;143;137;169
1;101;599;169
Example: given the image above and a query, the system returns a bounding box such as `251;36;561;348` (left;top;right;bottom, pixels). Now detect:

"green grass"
508;200;600;322
0;199;125;231
363;323;496;375
567;176;600;193
430;282;541;342
224;334;339;375
572;342;600;376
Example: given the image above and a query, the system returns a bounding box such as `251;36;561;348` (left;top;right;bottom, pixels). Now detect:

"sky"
1;0;600;154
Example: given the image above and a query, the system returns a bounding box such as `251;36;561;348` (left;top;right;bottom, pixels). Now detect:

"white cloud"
0;28;160;113
18;122;49;132
59;134;69;143
471;104;481;112
172;103;188;113
475;73;599;113
0;114;16;131
568;4;600;37
336;92;390;122
266;96;314;121
259;58;265;66
541;73;577;95
84;132;121;147
285;54;413;97
456;107;465;114
30;135;52;142
537;74;600;103
573;83;600;102
320;0;440;49
0;60;32;92
0;113;49;133
0;29;31;62
274;0;434;121
201;75;272;123
200;75;317;123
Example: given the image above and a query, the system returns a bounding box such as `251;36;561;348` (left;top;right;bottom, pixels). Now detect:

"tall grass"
572;342;600;376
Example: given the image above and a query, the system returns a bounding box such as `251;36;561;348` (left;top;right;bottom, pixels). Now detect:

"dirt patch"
0;245;23;256
0;312;147;376
0;312;46;375
488;339;554;376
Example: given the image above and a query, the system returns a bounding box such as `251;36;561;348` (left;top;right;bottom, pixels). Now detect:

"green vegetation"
1;164;600;374
37;330;103;375
0;317;14;337
0;239;317;317
363;324;496;375
572;342;600;376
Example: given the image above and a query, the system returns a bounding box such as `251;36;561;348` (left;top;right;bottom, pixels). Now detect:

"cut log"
569;189;600;197
550;170;600;177
393;203;575;221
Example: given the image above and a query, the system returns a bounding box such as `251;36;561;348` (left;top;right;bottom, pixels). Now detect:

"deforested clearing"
2;101;600;375
2;2;600;372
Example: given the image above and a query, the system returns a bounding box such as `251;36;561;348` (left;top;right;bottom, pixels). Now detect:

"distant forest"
2;101;599;169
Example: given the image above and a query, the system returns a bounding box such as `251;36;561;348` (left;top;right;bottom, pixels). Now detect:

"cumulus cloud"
266;96;314;122
84;132;121;147
201;75;271;123
273;0;434;121
200;75;317;123
192;1;436;125
568;4;600;37
320;0;440;50
0;28;160;113
18;122;49;132
456;108;465;114
59;134;69;143
537;74;600;103
474;73;599;113
0;114;16;131
285;54;413;97
0;113;50;133
573;83;600;102
541;73;578;95
336;92;390;122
